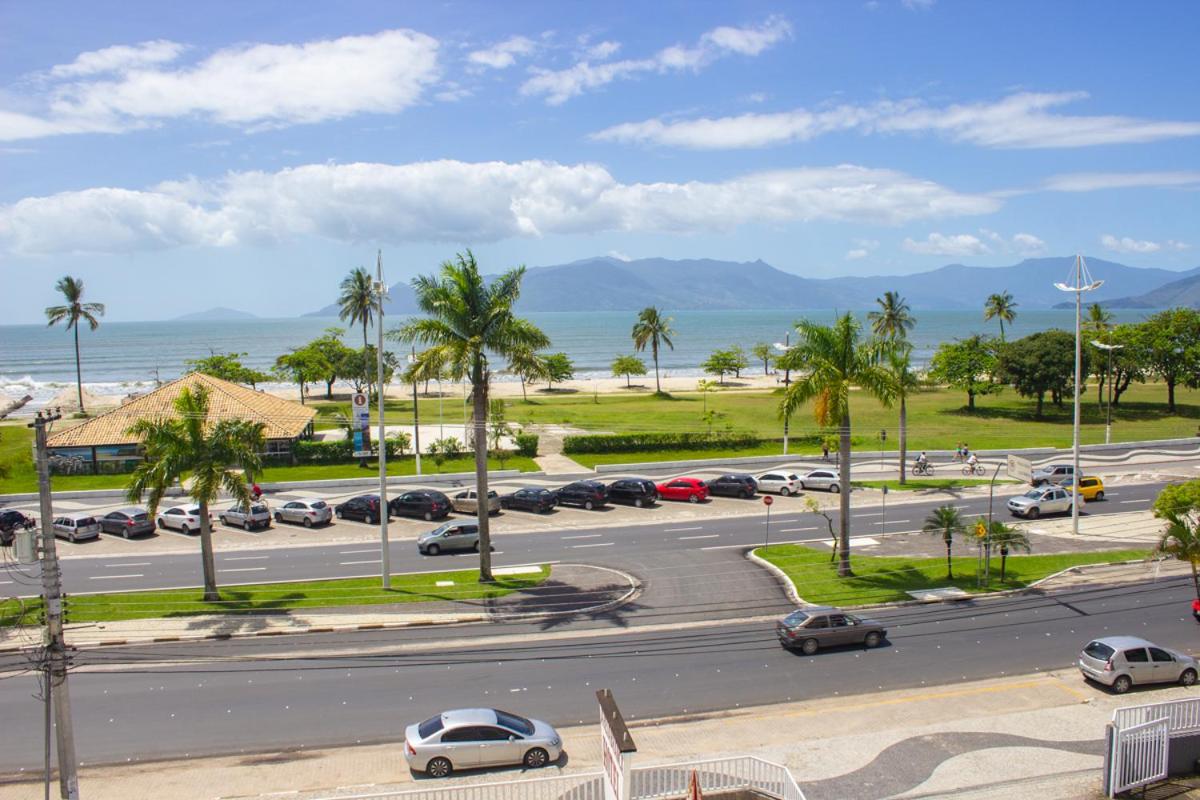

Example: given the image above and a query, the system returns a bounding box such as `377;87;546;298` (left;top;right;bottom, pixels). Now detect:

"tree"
427;437;463;472
1085;304;1116;405
274;346;331;404
1137;308;1200;412
542;352;574;390
923;504;964;579
1153;480;1200;601
186;352;270;388
45;276;105;414
506;347;548;401
307;328;355;399
868;291;915;341
729;345;749;379
125;385;264;601
780;314;896;576
611;355;647;388
391;250;549;582
701;348;740;385
1104;324;1147;407
632;307;675;394
696;378;718;418
886;346;921;485
928;335;998;411
984;291;1018;341
751;343;773;376
997;330;1083;418
335;346;397;393
985;521;1030;582
488;398;513;467
338;267;377;400
803;495;839;563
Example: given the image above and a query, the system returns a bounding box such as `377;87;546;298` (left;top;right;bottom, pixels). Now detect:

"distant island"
1064;272;1200;310
172;306;258;322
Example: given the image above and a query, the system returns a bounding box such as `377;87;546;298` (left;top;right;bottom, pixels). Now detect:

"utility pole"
29;409;79;799
375;251;391;590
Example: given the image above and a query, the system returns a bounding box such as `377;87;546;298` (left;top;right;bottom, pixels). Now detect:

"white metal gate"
1109;718;1169;796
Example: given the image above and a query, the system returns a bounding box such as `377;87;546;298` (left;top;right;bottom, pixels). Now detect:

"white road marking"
855;512;884;518
90;574;143;580
223;567;268;573
223;556;269;562
339;548;378;554
678;534;719;540
1119;500;1145;505
562;534;602;540
778;527;816;533
105;562;151;567
340;559;381;565
0;580;12;585
570;542;615;548
873;520;911;525
664;527;703;532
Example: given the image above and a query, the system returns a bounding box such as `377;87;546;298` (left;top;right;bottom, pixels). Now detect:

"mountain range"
303;256;1200;316
1098;272;1200;309
173;306;258;321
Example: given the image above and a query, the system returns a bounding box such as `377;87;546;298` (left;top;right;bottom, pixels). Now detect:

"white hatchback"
756;472;803;496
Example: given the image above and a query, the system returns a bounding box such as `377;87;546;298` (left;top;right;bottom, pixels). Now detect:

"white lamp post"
1055;255;1103;536
373;251;390;589
408;349;422;476
773;334;791;455
1090;340;1124;445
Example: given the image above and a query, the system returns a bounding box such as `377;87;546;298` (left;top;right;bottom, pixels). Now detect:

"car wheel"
180;525;190;535
829;484;840;494
366;513;376;525
424;511;433;521
274;513;283;522
523;748;550;769
69;533;76;543
741;489;751;499
864;631;882;648
302;517;312;528
1180;668;1197;687
1112;675;1133;694
473;540;481;552
780;487;791;497
157;519;166;530
335;509;343;519
584;500;594;510
122;527;130;539
634;498;643;508
1095;491;1105;501
1026;507;1040;520
219;516;228;526
688;493;700;504
426;544;440;556
800;638;819;656
244;519;252;531
426;757;452;778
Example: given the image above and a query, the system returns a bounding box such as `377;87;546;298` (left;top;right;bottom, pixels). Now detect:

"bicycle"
962;463;987;476
912;462;935;476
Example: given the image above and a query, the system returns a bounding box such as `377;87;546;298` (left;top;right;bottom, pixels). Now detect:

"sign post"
351;391;372;458
597;689;637;800
1006;454;1032;484
762;494;773;550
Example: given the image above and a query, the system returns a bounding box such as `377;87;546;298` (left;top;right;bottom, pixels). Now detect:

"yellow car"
1066;476;1105;501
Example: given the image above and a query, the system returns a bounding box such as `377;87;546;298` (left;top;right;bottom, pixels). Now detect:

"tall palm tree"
868;291;915;341
781;314;896;576
506;346;548;402
632;307;675;394
338;267;377;399
983;292;1018;342
886;346;921;485
45;276;105;414
125;385;264;601
1156;515;1200;603
391;251;549;581
923;505;964;579
986;521;1031;582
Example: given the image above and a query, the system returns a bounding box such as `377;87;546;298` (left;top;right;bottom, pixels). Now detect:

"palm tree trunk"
520;379;528;401
472;368;494;582
362;322;370;403
1190;559;1198;601
73;323;84;413
945;538;953;579
652;342;661;393
838;414;852;577
898;395;907;486
198;499;219;602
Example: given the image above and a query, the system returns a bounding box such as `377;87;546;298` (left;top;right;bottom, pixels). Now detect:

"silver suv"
1007;485;1073;519
1078;636;1197;694
219;503;272;531
1031;463;1074;486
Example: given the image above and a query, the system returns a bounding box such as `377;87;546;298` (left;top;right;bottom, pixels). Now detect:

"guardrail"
631;755;805;800
1113;697;1200;736
329;771;606;800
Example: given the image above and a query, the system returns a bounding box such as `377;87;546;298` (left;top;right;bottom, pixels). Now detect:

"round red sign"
762;495;773;506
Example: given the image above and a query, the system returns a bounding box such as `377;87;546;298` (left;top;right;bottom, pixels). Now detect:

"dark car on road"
335;495;384;524
389;491;452;521
705;474;758;499
776;606;887;654
556;480;609;510
606;478;659;508
100;507;155;538
499;487;558;514
0;509;35;546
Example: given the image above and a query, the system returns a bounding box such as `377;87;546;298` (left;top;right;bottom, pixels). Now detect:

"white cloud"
468;36;536;70
902;0;936;9
585;41;621;61
1041;171;1200;192
0;160;998;255
47;40;187;78
521;17;791;105
608;250;632;261
1;30;440;141
1012;232;1047;255
903;232;990;257
591;92;1200;150
1100;234;1190;254
845;238;879;260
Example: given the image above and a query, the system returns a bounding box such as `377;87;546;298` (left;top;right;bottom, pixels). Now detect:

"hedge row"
293;437;413;464
562;431;761;455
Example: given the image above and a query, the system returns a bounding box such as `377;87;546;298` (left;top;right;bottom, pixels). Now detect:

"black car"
335;494;384;524
706;474;758;499
0;509;35;546
606;478;659;508
389;491;452;521
499;487;558;513
556;480;609;510
99;507;155;538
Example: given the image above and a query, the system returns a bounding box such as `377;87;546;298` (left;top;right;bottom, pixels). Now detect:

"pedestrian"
821;442;830;461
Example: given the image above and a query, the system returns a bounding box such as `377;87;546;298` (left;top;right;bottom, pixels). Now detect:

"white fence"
1109;718;1170;796
632;755;805;800
329;772;606;800
1113;697;1200;736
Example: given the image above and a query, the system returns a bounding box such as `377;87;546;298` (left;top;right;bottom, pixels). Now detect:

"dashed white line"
570;542;615;548
778;527;816;533
856;512;884;518
678;534;719;540
338;548;377;555
1119;500;1145;505
223;556;269;562
664;527;703;532
223;567;268;573
0;580;12;585
89;574;143;580
563;534;602;540
105;562;151;568
340;559;382;565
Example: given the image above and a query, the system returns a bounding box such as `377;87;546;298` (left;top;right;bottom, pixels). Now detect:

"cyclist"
966;452;979;472
914;451;929;472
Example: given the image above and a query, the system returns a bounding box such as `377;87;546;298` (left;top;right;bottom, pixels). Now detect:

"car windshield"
418;715;444;739
1022;490;1043;499
310;501;327;509
494;710;534;736
1084;641;1116;660
783;610;809;626
187;507;202;515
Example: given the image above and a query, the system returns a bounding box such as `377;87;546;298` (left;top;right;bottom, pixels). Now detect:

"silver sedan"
156;505;208;534
404;708;562;777
273;499;333;527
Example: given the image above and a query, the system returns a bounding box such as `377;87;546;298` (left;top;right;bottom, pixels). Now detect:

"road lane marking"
0;580;12;585
664;527;703;532
1119;500;1145;504
89;574;143;580
563;534;602;540
873;520;911;525
223;556;269;562
855;512;884;518
678;534;719;540
570;542;615;548
223;567;268;573
779;527;816;533
338;548;378;554
340;559;381;565
105;562;151;567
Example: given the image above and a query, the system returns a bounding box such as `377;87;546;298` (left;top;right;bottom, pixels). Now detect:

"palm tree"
983;292;1018;342
923;505;964;579
125;384;264;601
391;251;549;581
632;307;675;394
886;346;921;485
506;346;548;402
338;267;376;399
45;276;106;414
781;314;896;576
986;521;1031;582
868;291;915;341
1156;514;1200;602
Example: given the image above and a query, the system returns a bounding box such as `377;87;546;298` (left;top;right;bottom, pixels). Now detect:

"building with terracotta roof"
45;372;316;474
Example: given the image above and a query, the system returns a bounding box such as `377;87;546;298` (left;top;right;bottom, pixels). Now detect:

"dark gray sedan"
776;606;887;654
99;507;155;538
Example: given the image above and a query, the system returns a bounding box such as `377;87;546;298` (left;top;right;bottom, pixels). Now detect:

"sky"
1;0;1198;322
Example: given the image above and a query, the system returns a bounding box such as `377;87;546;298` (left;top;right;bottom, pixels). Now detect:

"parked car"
605;478;659;508
1062;475;1105;502
451;489;501;516
335;494;384;524
705;474;758;499
156;504;208;534
1078;636;1197;694
1007;485;1073;519
274;499;333;527
798;470;841;493
1031;463;1075;486
0;509;35;546
756;472;803;496
556;480;609;510
499;488;558;514
656;477;709;503
99;507;155;538
219;503;272;531
775;606;887;654
51;514;101;543
404;708;562;777
417;521;481;555
389;490;452;521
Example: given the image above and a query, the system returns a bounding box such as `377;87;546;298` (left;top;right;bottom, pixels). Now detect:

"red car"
656;477;709;503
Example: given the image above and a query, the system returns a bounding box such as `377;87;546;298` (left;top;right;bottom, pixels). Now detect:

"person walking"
821;442;830;461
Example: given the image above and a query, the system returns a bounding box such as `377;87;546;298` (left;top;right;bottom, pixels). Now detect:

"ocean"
0;308;1159;409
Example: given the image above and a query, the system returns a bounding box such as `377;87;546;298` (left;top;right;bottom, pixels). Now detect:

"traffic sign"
1007;454;1032;483
762;495;773;506
351;391;370;431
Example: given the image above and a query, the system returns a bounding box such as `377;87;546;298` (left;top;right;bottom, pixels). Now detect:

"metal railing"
631;755;806;800
1109;718;1170;796
1113;697;1200;736
330;772;606;800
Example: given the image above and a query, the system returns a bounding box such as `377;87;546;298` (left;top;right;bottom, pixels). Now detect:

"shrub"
562;431;760;455
514;433;539;457
293;439;352;463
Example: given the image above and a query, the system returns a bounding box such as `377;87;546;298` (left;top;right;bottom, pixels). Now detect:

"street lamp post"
1090;340;1124;445
1055;255;1103;537
374;252;391;589
773;333;791;455
408;348;422;476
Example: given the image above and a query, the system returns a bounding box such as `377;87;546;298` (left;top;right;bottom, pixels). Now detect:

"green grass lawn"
756;544;1150;607
1;565;549;626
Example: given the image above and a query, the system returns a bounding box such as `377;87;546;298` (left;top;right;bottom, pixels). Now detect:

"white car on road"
756;471;803;496
1007;486;1073;519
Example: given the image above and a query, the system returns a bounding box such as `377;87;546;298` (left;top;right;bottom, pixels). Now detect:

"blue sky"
1;0;1198;322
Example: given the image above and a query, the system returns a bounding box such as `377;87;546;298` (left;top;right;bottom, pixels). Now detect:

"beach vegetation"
44;275;105;414
632;306;676;394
